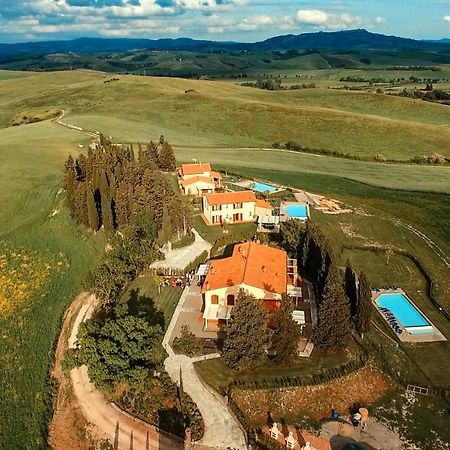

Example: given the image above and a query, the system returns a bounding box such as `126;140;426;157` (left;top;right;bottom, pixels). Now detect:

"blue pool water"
376;293;430;328
253;182;278;193
285;204;309;219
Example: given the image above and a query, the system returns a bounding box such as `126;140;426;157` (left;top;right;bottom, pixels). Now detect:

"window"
211;295;219;305
233;202;243;209
212;205;222;211
227;294;235;306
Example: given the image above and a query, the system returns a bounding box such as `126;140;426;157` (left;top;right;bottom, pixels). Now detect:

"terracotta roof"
180;163;211;176
204;190;256;206
202;241;287;294
211;170;222;179
255;199;273;210
181;176;215;187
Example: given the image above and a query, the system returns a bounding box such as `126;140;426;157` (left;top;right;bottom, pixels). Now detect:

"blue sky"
0;0;448;43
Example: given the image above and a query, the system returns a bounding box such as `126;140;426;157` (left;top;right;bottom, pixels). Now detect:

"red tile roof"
255;199;273;209
202;241;287;294
180;163;211;176
211;170;222;180
204;190;256;206
181;176;215;187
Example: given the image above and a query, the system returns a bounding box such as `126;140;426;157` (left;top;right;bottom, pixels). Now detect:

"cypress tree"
222;289;271;370
159;141;177;172
271;295;302;364
145;141;160;169
356;271;372;338
159;204;173;244
345;260;358;317
101;192;114;233
64;155;77;212
312;263;352;352
87;187;100;231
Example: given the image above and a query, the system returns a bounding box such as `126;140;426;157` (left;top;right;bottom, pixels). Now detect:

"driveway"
163;286;247;450
151;229;212;272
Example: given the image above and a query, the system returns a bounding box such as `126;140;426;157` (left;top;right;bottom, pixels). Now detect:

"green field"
0;120;103;447
1;70;450;161
0;68;449;448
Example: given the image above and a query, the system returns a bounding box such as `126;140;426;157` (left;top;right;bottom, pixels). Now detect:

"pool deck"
372;288;447;343
231;179;284;194
280;201;310;222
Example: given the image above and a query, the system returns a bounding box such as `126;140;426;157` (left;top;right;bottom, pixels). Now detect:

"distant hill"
1;29;448;60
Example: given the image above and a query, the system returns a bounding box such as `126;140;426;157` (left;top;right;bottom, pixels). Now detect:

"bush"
172;325;198;356
172;231;195;249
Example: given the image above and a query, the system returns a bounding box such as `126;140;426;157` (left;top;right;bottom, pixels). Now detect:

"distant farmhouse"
178;162;222;196
201;241;304;330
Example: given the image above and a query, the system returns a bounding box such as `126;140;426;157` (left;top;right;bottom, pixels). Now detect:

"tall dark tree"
356;271;372;338
64;155;77;212
222;289;271;370
159;141;177;172
145;141;160;169
345;260;358;318
271;295;302;364
312;263;352;352
280;220;305;257
87;187;100;231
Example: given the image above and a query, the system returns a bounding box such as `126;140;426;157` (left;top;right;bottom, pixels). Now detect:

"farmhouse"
202;190;256;225
201;241;304;330
178;162;222;196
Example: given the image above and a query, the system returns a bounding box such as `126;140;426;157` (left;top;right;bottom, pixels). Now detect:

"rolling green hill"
0;68;449;448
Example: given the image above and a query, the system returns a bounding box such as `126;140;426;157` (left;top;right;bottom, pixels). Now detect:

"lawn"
193;214;257;244
194;347;359;393
0;121;102;448
121;275;182;331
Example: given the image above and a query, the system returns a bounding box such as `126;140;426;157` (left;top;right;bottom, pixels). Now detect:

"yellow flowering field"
0;242;69;317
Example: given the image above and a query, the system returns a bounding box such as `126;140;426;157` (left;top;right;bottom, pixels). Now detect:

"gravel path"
68;294;184;450
163;286;248;450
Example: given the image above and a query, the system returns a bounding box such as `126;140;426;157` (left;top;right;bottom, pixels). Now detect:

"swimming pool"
375;293;433;333
252;181;278;193
285;204;309;220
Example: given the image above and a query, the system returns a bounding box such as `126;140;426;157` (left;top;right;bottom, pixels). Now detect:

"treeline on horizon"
63;134;192;240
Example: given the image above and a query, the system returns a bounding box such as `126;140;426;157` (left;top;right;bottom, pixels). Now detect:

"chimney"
211;266;216;274
262;265;267;273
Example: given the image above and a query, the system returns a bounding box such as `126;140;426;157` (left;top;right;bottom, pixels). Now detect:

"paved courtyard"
151;229;212;272
170;284;222;342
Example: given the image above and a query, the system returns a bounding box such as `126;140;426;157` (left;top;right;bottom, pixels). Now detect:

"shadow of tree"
330;435;377;450
127;288;165;329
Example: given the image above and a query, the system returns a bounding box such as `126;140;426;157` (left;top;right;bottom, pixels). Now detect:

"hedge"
229;357;366;391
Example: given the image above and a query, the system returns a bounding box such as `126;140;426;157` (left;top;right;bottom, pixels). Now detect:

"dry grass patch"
233;365;393;427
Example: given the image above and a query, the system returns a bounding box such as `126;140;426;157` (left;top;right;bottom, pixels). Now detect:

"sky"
0;0;449;44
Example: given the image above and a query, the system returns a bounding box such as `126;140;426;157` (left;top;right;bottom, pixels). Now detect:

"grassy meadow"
1;70;449;161
0;120;103;448
0;68;449;447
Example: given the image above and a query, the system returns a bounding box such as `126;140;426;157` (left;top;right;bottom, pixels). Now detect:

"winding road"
67;294;184;450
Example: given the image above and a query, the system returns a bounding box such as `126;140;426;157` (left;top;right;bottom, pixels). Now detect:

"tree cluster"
64;135;187;236
65;302;164;390
222;290;301;370
87;211;160;302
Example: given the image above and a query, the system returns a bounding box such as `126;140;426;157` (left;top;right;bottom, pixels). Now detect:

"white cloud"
375;16;385;24
296;8;362;30
297;9;329;26
444;15;450;22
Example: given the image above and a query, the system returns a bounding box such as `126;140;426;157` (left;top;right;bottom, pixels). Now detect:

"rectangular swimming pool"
375;293;431;330
252;181;278;193
284;204;309;220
